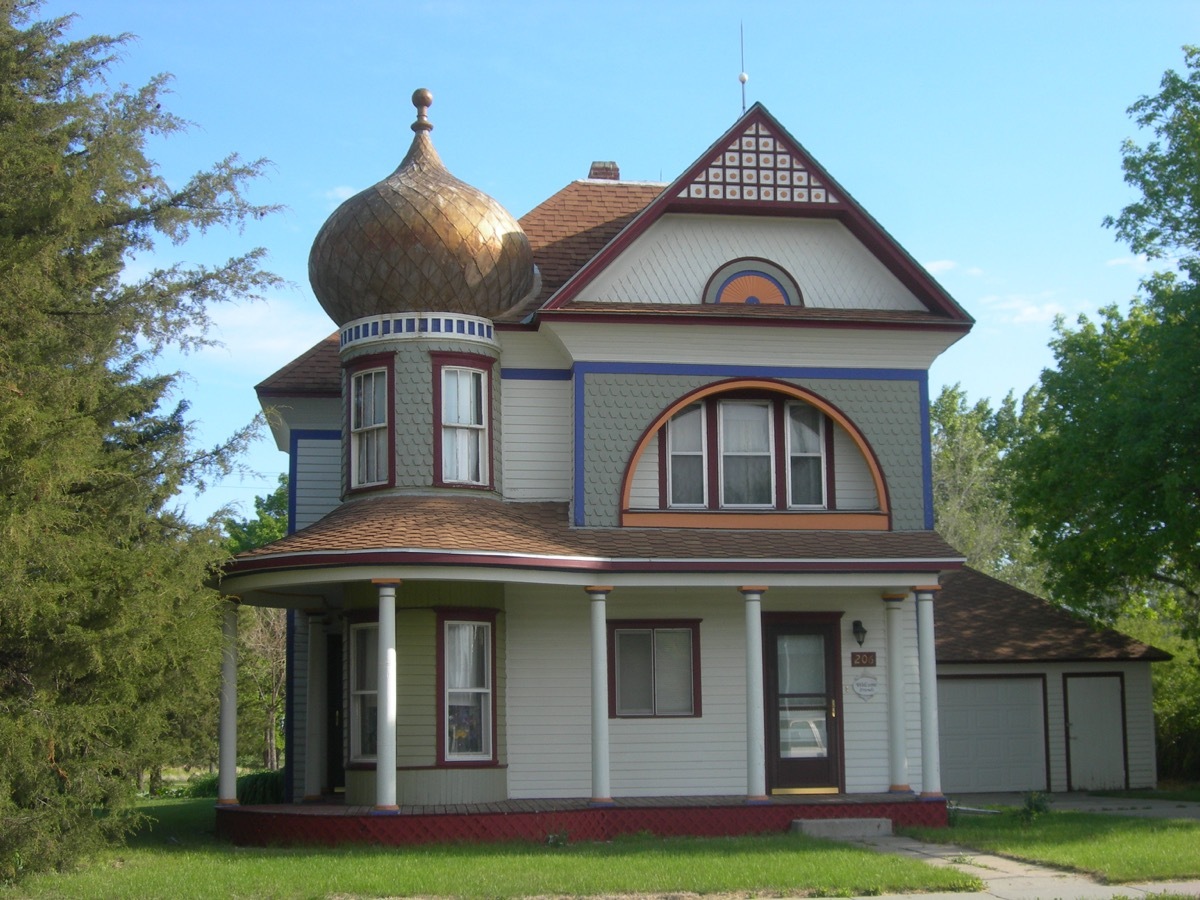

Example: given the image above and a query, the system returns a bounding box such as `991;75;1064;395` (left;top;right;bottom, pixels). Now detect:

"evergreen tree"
0;2;278;880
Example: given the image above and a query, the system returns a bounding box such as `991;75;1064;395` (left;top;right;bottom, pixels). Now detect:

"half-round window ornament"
702;258;802;306
716;271;788;305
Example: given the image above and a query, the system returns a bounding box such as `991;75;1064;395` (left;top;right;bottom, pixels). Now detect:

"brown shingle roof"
935;567;1171;663
256;334;340;397
227;493;961;578
520;180;664;304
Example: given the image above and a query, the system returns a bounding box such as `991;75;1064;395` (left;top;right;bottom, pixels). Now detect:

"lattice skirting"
217;797;947;846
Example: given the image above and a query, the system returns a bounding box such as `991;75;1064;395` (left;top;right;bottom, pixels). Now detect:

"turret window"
441;368;487;484
350;368;389;488
433;351;494;489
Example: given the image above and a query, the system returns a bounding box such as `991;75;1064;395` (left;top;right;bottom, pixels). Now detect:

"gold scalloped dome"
309;89;536;326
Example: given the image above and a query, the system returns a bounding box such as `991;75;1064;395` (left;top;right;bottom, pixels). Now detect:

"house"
935;567;1168;794
214;90;1161;844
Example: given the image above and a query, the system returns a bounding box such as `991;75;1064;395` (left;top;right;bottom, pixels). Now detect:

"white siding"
499;330;573;369
936;661;1159;792
293;436;341;530
832;423;878;510
505;585;913;799
264;396;341;452
500;379;573;500
543;321;961;369
628;432;659;508
575;215;927;311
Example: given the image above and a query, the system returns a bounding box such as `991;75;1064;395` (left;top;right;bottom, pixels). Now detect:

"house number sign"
851;651;876;667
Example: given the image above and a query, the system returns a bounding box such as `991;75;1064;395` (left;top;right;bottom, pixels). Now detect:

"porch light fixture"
852;620;867;647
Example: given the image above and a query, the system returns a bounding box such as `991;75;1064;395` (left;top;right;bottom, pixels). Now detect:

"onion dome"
309;89;536;326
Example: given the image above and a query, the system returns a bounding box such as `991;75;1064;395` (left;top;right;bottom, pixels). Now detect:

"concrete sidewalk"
844;793;1200;900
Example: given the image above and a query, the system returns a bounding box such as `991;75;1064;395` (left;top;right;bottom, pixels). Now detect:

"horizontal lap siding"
505;589;592;798
832;425;878;510
628;432;659;508
293;436;341;530
500;379;572;501
608;594;745;796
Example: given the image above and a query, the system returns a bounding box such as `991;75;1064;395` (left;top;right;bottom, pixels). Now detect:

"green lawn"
904;808;1200;883
3;799;982;899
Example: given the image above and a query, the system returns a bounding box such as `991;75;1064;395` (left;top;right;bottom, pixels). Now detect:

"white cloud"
978;291;1067;326
924;259;957;274
323;185;358;209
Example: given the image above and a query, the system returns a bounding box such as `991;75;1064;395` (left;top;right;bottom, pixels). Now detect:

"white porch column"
303;614;327;801
373;580;401;812
915;585;943;798
883;592;911;792
741;586;768;802
217;601;239;806
586;586;613;805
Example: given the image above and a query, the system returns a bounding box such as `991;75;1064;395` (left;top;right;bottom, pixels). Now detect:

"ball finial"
411;88;433;133
738;72;748;85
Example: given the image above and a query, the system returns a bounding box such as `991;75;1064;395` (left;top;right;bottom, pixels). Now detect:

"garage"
935;567;1170;793
938;676;1047;792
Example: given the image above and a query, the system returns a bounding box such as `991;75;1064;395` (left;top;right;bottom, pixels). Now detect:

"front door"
764;619;842;792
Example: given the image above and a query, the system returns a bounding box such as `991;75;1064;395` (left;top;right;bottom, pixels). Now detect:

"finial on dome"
411;88;433;133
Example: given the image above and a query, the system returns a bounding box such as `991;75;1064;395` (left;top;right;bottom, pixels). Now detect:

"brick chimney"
588;161;620;181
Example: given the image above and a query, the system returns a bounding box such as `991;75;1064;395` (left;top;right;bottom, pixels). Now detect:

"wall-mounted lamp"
852;620;867;647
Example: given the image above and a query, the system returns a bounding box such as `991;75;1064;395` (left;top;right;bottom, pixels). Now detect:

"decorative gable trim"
541;103;971;324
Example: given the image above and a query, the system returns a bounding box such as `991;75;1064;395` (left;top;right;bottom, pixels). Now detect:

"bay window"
349;623;378;760
442;617;494;762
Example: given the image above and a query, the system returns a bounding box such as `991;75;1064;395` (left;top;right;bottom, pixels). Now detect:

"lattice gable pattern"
679;121;839;206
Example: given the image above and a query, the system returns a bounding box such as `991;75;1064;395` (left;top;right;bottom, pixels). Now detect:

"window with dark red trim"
437;610;498;764
432;352;494;489
347;356;395;490
607;620;702;718
662;394;829;510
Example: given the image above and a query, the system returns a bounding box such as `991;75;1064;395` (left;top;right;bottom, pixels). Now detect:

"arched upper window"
620;381;890;530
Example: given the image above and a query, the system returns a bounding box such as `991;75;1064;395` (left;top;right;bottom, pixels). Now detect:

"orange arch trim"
618;379;891;522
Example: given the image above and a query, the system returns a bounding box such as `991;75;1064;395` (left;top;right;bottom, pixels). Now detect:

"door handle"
829;697;837;719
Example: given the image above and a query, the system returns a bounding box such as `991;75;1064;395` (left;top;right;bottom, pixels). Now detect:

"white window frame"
666;403;707;508
612;624;698;718
717;399;775;508
441;367;488;485
350;368;389;488
786;402;827;508
443;619;492;761
349;623;378;762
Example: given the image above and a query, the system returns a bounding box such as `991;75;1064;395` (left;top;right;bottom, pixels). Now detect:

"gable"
542;103;971;326
573;214;928;311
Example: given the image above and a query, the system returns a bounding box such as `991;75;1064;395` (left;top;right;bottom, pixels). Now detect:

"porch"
215;793;948;846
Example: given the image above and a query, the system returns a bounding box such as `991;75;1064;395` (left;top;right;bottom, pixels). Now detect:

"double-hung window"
441;367;488;485
609;621;701;717
665;395;827;511
351;368;389;487
443;619;493;761
349;623;378;760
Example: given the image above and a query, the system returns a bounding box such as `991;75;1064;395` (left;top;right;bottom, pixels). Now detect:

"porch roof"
223;493;961;583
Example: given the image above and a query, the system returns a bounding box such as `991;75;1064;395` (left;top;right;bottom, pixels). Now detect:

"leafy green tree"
0;2;277;881
1104;45;1200;259
224;475;288;770
930;384;1045;595
1011;47;1200;632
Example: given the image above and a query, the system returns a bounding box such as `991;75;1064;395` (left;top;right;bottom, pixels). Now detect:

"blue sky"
44;1;1198;523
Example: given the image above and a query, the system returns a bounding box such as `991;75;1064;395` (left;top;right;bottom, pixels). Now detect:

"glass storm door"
765;620;841;792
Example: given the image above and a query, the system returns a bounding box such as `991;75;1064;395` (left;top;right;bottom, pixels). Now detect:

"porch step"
791;817;892;840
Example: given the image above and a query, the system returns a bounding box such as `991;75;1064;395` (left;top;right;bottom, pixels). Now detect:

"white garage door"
939;677;1047;793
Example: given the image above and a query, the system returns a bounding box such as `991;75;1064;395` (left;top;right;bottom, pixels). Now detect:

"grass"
2;798;982;899
904;807;1200;883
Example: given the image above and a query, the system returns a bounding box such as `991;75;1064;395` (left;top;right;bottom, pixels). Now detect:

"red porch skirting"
217;794;947;846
